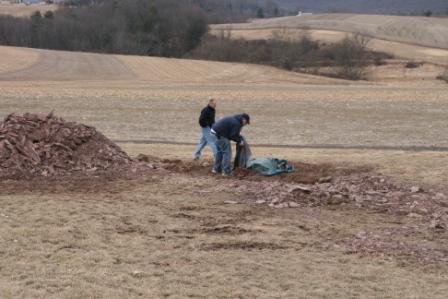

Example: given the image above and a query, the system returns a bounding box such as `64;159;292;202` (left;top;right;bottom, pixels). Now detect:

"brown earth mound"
0;112;132;179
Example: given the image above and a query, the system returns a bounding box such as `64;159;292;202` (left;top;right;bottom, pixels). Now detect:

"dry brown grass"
0;46;40;74
213;14;448;49
0;3;57;17
0;45;448;298
1;79;447;148
1;172;448;298
210;28;448;67
0;46;345;84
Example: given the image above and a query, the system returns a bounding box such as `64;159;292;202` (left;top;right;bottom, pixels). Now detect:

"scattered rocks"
288;185;312;194
318;176;333;183
410;186;422;193
224;200;239;205
288;201;300;208
214;172;448;230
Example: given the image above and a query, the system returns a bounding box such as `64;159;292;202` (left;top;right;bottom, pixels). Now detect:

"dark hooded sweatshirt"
198;105;215;128
212;114;244;143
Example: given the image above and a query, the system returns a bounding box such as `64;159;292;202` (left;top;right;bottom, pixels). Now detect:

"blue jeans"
194;127;217;159
213;136;232;175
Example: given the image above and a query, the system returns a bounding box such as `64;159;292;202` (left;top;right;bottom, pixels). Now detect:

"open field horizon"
212;14;448;49
0;2;57;17
1;45;447;185
0;46;447;149
1;80;446;148
1;33;448;298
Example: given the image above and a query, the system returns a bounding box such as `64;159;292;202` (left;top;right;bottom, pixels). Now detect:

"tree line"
0;0;206;57
188;32;392;80
0;0;283;57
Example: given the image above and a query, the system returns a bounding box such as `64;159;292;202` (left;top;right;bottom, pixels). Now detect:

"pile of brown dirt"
0;112;132;179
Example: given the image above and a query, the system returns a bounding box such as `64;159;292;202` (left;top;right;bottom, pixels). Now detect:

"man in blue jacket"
194;98;217;160
211;113;250;176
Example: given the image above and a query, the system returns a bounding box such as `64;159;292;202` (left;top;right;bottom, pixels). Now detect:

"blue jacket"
212;114;244;143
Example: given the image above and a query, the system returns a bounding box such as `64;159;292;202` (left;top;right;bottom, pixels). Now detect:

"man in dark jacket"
211;113;250;176
194;98;217;160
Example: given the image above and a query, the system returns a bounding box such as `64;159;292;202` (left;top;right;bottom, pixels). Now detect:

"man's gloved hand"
239;140;245;146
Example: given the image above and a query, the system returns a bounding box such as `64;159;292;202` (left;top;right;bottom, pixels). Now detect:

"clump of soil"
0;112;132;179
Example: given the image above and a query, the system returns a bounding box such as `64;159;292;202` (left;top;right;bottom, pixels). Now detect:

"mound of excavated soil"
0;112;132;179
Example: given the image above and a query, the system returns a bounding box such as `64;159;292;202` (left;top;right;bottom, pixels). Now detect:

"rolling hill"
0;46;345;85
211;14;448;66
214;14;448;49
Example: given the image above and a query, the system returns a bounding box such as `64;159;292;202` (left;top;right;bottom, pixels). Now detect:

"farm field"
0;43;448;298
0;2;57;17
212;14;448;49
211;14;448;66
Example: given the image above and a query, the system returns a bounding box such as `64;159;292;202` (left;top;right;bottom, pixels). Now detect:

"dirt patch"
152;158;448;264
152;158;448;233
0;171;160;195
234;161;370;184
140;155;366;184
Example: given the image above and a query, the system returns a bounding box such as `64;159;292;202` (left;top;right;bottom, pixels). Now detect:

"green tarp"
246;157;294;177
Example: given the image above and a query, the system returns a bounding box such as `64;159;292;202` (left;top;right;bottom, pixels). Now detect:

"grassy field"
0;45;447;173
0;45;447;298
1;80;447;148
1;173;448;298
0;3;57;17
211;14;448;67
212;14;448;49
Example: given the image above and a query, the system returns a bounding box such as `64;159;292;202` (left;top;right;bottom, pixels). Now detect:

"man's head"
208;97;216;109
241;113;250;126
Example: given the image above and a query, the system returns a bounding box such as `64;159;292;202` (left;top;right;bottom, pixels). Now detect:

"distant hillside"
276;0;447;15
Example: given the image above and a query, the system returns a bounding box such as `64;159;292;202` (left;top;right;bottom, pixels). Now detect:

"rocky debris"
153;158;448;231
208;173;448;231
0;112;133;179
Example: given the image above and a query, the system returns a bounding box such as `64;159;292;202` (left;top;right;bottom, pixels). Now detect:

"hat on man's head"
241;113;250;124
